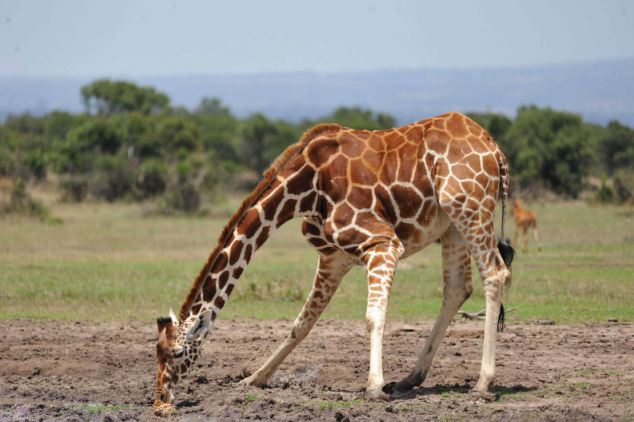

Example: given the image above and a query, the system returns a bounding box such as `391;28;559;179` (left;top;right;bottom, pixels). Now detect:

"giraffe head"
154;309;212;407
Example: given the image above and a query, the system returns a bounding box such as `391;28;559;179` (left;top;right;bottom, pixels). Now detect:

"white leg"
361;238;403;399
241;252;352;386
473;247;510;393
386;225;472;394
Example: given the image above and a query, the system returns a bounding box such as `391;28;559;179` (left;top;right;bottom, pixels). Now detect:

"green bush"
89;155;133;202
1;178;51;221
613;169;634;204
134;159;167;198
594;182;614;203
59;175;89;202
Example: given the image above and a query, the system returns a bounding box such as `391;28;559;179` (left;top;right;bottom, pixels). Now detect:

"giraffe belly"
398;207;451;259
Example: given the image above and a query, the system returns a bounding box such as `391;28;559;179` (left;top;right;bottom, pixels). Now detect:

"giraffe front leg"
240;252;352;387
362;239;402;400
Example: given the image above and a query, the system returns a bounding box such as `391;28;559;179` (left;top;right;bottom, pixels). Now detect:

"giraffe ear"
157;316;172;333
169;308;178;324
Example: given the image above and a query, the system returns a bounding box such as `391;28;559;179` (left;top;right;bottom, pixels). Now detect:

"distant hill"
1;58;633;126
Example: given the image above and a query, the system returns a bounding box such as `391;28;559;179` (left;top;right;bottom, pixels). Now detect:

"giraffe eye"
172;346;184;359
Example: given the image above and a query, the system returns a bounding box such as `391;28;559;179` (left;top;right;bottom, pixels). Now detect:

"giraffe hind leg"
384;224;472;396
436;179;511;394
240;251;352;387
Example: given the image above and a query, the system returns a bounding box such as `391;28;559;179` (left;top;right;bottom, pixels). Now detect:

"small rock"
334;412;350;422
608;318;618;323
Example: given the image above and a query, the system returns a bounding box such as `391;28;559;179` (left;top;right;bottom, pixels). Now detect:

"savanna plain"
1;197;633;421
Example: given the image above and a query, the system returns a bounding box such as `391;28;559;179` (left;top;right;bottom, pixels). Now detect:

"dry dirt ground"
1;319;632;421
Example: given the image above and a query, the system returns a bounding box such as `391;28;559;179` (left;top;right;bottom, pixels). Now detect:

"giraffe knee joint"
365;308;385;332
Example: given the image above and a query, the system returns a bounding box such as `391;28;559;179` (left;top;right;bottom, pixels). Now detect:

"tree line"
1;79;633;217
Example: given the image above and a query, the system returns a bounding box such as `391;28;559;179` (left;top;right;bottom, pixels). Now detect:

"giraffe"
153;112;514;408
512;199;541;252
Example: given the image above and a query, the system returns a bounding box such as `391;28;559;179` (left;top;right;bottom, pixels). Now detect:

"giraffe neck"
182;167;319;334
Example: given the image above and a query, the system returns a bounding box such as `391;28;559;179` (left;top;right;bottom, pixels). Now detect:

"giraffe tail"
496;148;514;333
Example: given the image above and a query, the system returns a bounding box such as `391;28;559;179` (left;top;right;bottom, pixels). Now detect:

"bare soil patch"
1;319;632;421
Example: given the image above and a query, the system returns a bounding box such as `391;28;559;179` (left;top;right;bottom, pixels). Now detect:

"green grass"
1;199;633;323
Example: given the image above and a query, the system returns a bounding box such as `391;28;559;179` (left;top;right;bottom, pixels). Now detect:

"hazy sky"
1;0;633;77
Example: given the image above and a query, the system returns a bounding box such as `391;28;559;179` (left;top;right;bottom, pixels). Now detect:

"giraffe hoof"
152;403;176;416
382;381;416;399
470;389;497;402
365;388;389;401
239;374;267;388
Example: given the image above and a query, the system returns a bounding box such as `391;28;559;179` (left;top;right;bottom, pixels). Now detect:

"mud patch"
1;319;632;421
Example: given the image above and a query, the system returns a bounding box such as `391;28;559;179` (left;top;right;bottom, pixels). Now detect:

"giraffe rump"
177;123;342;322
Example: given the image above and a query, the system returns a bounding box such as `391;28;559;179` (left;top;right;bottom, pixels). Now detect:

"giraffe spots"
464;153;482;173
432;117;446;130
395;222;416;240
475;173;490;190
347;186;373;210
447;141;471;162
229;240;243;265
286;165;314;195
451;163;476;180
333;203;355;228
190;303;202;315
307;236;327;248
202;275;216;301
244;244;253;263
469;136;490;154
446;113;468;138
256;226;270;248
306;138;339;167
397;143;419;181
211;251;228;273
214;296;225;309
384;131;405;149
238;208;262;238
336;227;369;247
354;210;377;226
299;191;317;213
374;184;398;223
361;149;382;173
380;151;399;185
232;267;243;279
415;177;434;199
405;125;424;142
461;179;485;198
302;220;321;237
390;185;422;219
321;156;348;202
218;271;230;289
427;130;449;153
263;188;284;221
350;159;378;185
466;119;484;136
225;283;234;296
482;154;498;176
367;134;386;152
277;198;297;226
339;134;366;158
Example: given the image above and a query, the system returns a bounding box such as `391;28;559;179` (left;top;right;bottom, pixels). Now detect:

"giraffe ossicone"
153;112;514;407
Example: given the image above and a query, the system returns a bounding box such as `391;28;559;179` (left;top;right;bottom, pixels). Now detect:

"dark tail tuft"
496;240;514;332
497;240;515;269
497;303;505;332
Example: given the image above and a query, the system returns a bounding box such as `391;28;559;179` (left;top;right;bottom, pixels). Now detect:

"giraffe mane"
177;123;342;322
